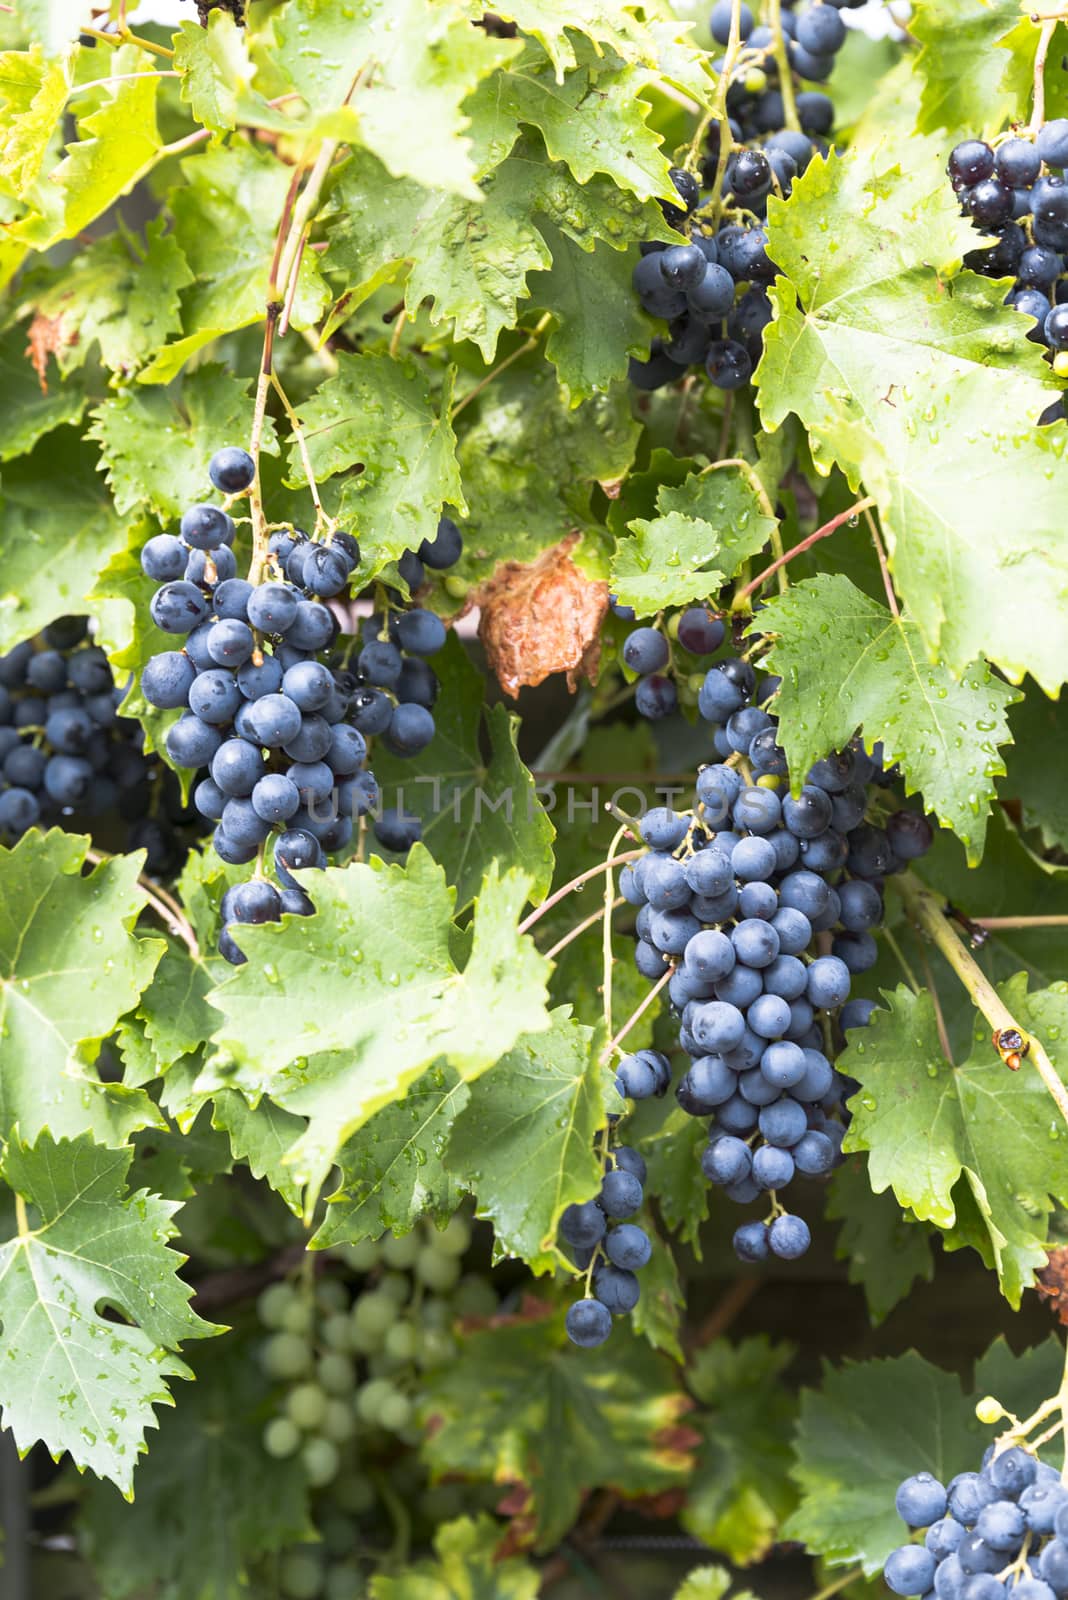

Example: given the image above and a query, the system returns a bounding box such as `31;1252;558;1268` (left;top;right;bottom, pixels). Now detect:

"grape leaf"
0;830;164;1145
79;1331;310;1596
136;940;217;1072
785;1341;1064;1571
455;364;639;583
204;852;550;1201
1001;683;1068;854
11;49;163;250
842;978;1068;1305
29;222;193;377
90;516;185;763
673;1571;734;1600
630;1222;684;1362
0;43;71;196
139;142;330;385
0;321;86;461
681;1338;798;1564
640;1109;710;1256
446;1008;608;1273
826;1154;935;1325
172;12;251;134
269;0;519;200
529;225;650;401
489;0;658;80
759;140;1068;694
90;363;272;521
421;1306;694;1549
373;634;555;913
611;464;777;612
756;574;1018;863
0;428;127;652
285;350;464;566
911;0;1031;137
315;1066;470;1247
209;1090;305;1216
369;1515;539;1600
0;1132;215;1495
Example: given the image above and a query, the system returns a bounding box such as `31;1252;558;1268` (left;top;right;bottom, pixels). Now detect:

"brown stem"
972;915;1068;930
543;899;625;961
735;496;876;604
692;1274;760;1349
517;851;644;935
598;964;673;1064
916;941;954;1065
865;507;900;619
85;846;200;959
451;314;552;420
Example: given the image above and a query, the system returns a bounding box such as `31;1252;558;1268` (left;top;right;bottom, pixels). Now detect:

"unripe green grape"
258;1281;298;1329
301;1435;341;1487
324;1565;365;1600
318;1352;356;1396
415;1246;461;1292
279;1548;324;1600
383;1321;420;1364
280;1297;315;1337
377;1271;411;1305
338;1239;379;1273
744;65;767;94
348;1321;386;1356
320;1398;356;1445
419;1299;450;1331
262;1332;313;1380
417;1328;457;1370
380;1231;420;1269
351;1291;396;1337
263;1416;302;1459
333;1471;375;1515
320;1512;359;1558
355;1377;395;1426
451;1275;497;1320
377;1390;412;1432
321;1313;353;1352
434;1215;471;1257
444;575;468;601
286;1383;328;1431
316;1278;349;1314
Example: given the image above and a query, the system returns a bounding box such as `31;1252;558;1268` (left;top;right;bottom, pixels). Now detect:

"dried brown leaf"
470;535;609;698
1037;1246;1068;1325
25;312;75;393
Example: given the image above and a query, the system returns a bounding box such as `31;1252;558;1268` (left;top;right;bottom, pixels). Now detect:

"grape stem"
598;963;674;1065
450;312;552;419
85;846;201;960
881;925;922;996
733;496;877;607
915;939;954;1066
1025;19;1058;134
685;0;744;184
898;873;1068;1129
543;899;625;962
517;850;644;934
80;22;173;57
602;823;631;1042
864;506;900;619
767;0;801;133
270;371;329;536
971;915;1068;930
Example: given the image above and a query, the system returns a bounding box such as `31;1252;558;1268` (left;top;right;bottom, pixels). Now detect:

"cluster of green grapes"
255;1216;499;1597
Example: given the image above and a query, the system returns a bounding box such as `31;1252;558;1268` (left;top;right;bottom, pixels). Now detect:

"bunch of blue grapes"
139;445;461;961
559;1134;658;1348
948;123;1068;411
619;606;727;720
881;1452;1068;1600
0;616;200;871
618;650;932;1263
630;0;860;395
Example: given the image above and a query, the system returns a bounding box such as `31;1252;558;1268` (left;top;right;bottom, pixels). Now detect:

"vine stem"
543;899;625;961
805;1568;866;1600
451;313;552;419
898;874;1068;1129
602;823;631;1042
864;506;900;619
767;0;801;132
270;371;328;534
80;22;173;56
1027;19;1058;133
598;964;673;1065
85;846;200;960
882;925;922;995
972;915;1068;930
734;496;876;606
517;851;643;935
916;941;954;1065
702;454;777;521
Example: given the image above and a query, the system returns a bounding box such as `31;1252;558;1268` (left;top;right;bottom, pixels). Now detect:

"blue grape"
180;503;233;550
167;713;223;769
768;1212;811;1259
604;1224;652;1270
287;601;335;651
566;1299;612;1348
188;669;242;725
560;1201;607;1248
702;1136;752;1185
44;754;93;805
208;445;255;493
599;1169;643;1218
194;778;226;820
212;577;253;619
748;993;791;1039
395;608;447;656
419;515;463;569
132;653;193;712
373;808;422;854
211;739;265;797
282;660;333;711
885;1548;939;1596
248;693;303;749
593;1264;640;1314
385;703;435;756
221;797;270;848
733;1220;769;1261
806;955;851;1009
151;581;210;634
251;774;301;824
731;917;780;968
142;534;188;581
639;806;690;850
248;584;299;635
898;1474;950;1528
759;1097;808;1148
283;713;332;762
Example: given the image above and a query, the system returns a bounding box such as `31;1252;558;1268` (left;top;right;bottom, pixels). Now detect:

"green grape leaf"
204;852;550;1202
0;830;165;1145
369;1515;539;1600
90;363;271;521
672;1570;734;1600
826;1154;935;1325
270;0;519;200
1001;683;1068;854
489;0;657;80
0;43;72;197
911;0;1030;137
630;1222;684;1362
445;1008;608;1274
0;428;127;652
455;364;639;584
612;465;777;612
421;1306;694;1549
759;141;1068;694
136;940;217;1073
172;12;251;134
29;222;193;377
285;350;463;568
139;142;329;385
0;321;86;460
79;1332;311;1596
529;224;650;401
756;574;1017;863
90;516;183;763
0;1132;215;1495
373;634;555;913
785;1340;1064;1571
209;1090;305;1216
314;1066;470;1247
681;1338;798;1565
842;978;1068;1305
640;1108;709;1256
11;49;163;250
